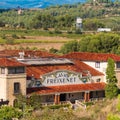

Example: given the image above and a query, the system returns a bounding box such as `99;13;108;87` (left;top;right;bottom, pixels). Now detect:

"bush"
12;34;19;39
107;114;120;120
5;38;15;45
48;104;70;109
0;106;23;120
49;47;58;53
75;29;82;34
85;101;94;106
1;34;6;39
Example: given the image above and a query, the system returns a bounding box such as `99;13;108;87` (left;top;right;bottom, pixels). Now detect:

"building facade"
61;52;120;84
0;58;26;106
0;50;120;106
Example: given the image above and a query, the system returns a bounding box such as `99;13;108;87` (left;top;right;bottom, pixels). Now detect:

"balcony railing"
40;97;105;106
89;97;105;101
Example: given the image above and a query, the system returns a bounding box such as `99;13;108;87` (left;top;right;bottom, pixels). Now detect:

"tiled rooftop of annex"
0;58;26;67
61;52;120;62
26;59;104;79
27;82;105;95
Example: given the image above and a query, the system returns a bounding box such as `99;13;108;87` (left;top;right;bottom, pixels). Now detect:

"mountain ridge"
0;0;86;9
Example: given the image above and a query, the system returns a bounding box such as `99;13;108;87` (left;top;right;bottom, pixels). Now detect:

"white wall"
83;61;107;82
0;75;7;100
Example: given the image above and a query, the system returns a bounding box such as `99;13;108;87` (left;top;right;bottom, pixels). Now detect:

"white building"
61;52;120;84
76;17;82;29
97;28;111;32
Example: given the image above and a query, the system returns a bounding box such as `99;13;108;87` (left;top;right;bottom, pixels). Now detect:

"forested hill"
0;0;116;9
0;0;86;9
0;1;120;31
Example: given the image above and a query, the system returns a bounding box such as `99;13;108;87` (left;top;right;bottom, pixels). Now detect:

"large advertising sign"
42;70;85;86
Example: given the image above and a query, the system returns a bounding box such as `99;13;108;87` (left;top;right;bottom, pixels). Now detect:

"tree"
106;58;117;83
105;83;119;99
0;106;23;120
14;93;27;110
105;58;119;99
79;33;120;54
28;93;42;110
60;40;79;54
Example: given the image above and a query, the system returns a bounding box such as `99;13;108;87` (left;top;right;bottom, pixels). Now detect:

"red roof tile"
26;60;104;79
0;50;58;58
27;82;106;95
0;58;26;67
61;52;120;62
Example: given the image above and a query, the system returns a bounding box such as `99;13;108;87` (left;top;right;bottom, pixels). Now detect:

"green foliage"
21;108;77;120
107;114;120;120
49;47;58;53
60;40;79;54
48;104;70;109
84;101;94;106
28;93;42;110
83;19;105;31
106;58;117;83
0;2;120;30
79;33;120;54
117;95;120;112
105;58;119;99
14;93;27;109
105;83;119;99
0;106;23;120
1;34;6;39
75;28;82;34
60;33;120;54
5;38;15;45
12;34;19;39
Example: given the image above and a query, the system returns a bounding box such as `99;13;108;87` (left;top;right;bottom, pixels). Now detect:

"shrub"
48;104;70;109
12;34;19;39
0;106;23;120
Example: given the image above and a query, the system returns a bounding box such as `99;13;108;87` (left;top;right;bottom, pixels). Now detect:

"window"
95;62;100;68
116;62;120;68
1;67;5;74
96;78;101;82
16;67;25;73
14;82;20;94
95;91;98;96
8;67;25;74
35;81;41;87
8;68;15;74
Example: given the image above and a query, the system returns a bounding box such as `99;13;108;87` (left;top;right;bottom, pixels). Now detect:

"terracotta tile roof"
60;52;120;62
0;58;26;67
27;82;106;95
26;60;104;79
73;60;104;76
0;50;58;58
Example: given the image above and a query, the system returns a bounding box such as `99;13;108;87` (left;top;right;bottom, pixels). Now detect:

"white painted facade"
83;61;107;82
0;75;7;101
83;60;120;83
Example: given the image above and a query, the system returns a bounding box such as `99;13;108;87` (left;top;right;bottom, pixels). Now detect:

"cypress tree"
105;58;119;99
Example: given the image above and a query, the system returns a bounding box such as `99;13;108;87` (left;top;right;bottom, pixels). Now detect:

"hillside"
0;1;120;53
20;97;120;120
0;0;86;8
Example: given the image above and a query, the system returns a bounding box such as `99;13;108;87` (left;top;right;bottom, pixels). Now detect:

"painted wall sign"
42;70;85;86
